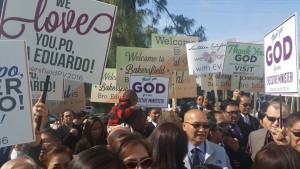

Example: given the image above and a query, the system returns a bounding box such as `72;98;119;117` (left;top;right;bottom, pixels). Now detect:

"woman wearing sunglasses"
147;122;188;169
109;132;153;169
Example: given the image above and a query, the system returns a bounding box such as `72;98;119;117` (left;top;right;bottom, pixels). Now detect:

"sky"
146;0;300;48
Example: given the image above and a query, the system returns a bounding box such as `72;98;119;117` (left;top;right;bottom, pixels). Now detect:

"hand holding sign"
33;95;48;133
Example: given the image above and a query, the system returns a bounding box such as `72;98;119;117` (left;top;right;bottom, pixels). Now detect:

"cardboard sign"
129;75;169;108
201;73;231;90
186;39;233;75
0;0;117;84
91;68;128;103
231;75;265;92
0;40;34;147
30;72;64;100
151;34;198;70
116;46;173;87
264;13;298;93
223;42;264;77
46;79;85;115
170;70;197;98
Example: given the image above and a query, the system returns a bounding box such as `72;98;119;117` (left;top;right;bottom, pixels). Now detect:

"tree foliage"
99;0;207;68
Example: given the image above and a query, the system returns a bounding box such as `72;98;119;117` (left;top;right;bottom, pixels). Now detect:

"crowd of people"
1;89;300;169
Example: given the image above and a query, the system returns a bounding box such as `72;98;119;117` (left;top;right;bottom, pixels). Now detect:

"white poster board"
186;39;233;75
264;13;298;93
0;0;117;84
30;72;64;100
0;40;34;147
223;42;264;77
129;75;169;108
91;68;128;103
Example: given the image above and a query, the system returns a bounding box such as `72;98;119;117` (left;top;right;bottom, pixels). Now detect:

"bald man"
183;109;232;169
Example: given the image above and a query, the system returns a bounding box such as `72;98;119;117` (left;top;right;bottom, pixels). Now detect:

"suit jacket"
248;128;268;161
184;140;232;169
239;114;260;132
229;121;251;149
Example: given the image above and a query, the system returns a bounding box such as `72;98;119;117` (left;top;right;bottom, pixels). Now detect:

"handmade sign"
264;13;298;93
0;40;34;147
0;0;117;84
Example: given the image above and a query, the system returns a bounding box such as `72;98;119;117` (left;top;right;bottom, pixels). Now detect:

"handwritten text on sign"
0;0;117;84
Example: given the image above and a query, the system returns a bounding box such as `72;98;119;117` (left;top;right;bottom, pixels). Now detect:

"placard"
231;75;265;92
91;68;128;103
0;40;34;147
186;39;233;75
264;13;298;93
170;70;197;98
129;75;169;108
30;72;64;100
151;33;198;70
116;46;173;87
201;73;231;90
223;42;264;77
46;80;85;115
0;0;117;84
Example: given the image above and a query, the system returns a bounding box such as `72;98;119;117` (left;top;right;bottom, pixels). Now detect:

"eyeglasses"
266;116;287;123
241;103;252;107
217;122;229;128
290;130;300;137
225;110;241;115
124;158;153;169
184;121;210;129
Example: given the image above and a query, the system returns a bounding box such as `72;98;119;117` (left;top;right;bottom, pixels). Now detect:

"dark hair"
285;111;300;129
195;164;222;169
61;110;75;119
253;142;300;169
194;95;204;104
42;128;61;141
67;145;126;169
157;110;182;127
257;103;268;120
74;111;85;119
40;145;72;169
83;116;107;146
147;122;188;169
109;132;152;159
220;100;238;111
123;89;138;101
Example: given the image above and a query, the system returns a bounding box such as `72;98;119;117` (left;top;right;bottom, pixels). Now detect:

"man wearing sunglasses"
238;95;260;132
248;101;289;160
183;109;232;169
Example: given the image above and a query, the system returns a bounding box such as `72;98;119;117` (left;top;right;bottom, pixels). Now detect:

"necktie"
191;148;200;168
244;115;251;125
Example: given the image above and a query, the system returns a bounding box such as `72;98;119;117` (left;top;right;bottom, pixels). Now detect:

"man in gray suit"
183;109;232;169
247;101;289;160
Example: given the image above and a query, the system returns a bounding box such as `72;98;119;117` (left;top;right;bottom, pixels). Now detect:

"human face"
149;108;160;123
215;113;229;134
91;121;102;140
265;105;289;135
47;153;71;169
223;105;240;124
239;96;252;115
183;110;209;146
122;144;151;169
288;121;300;152
63;111;74;125
40;133;61;161
210;127;223;144
196;96;204;106
260;116;268;128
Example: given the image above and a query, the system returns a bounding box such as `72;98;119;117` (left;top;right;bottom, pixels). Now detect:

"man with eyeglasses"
183;109;232;169
247;101;289;160
238;95;260;132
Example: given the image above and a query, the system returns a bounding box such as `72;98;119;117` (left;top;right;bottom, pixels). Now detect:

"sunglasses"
266;116;287;123
184;121;210;129
217;122;229;128
124;158;153;169
225;110;240;115
241;103;252;107
290;130;300;137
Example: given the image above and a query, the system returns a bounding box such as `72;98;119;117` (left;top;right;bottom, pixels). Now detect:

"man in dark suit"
144;107;161;137
191;95;205;110
248;101;290;160
238;95;260;132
